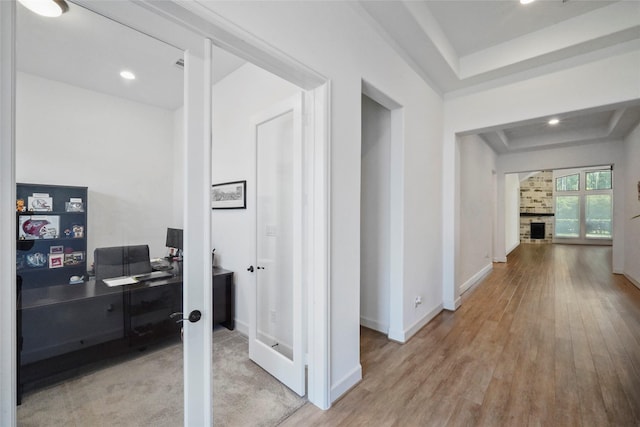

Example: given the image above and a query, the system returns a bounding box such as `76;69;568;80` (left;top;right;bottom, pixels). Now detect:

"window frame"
553;168;613;243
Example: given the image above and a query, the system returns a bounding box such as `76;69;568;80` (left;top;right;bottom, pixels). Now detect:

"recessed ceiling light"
17;0;69;17
120;70;136;80
520;0;535;4
548;118;560;125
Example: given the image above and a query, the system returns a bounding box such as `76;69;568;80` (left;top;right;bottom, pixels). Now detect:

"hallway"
281;244;640;426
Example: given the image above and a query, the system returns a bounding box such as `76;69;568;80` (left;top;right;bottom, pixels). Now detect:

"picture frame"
211;180;246;209
48;253;64;269
50;245;64;254
65;201;84;212
28;195;53;212
72;224;84;238
18;215;60;240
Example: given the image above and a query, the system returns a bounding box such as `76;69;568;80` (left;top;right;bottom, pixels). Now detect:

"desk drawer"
21;294;124;364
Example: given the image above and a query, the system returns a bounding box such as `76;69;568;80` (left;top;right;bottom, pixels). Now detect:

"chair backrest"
94;245;152;281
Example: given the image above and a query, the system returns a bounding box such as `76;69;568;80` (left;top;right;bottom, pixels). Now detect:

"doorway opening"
360;80;403;355
360;93;391;335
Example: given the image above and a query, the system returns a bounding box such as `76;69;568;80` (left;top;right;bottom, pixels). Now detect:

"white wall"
458;134;496;293
624;124;640;289
443;47;640;307
504;174;520;255
360;94;390;333
202;1;444;400
211;62;300;335
16;72;178;264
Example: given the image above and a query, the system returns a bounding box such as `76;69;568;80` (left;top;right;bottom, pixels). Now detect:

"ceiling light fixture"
520;0;535;4
120;70;136;80
548;118;560;125
17;0;69;17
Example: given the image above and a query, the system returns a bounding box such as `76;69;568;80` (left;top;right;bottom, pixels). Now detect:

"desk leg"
221;276;234;330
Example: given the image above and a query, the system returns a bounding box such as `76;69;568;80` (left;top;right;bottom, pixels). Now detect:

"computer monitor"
166;227;183;252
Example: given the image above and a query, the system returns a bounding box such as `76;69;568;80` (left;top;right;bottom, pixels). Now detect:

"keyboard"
132;271;172;281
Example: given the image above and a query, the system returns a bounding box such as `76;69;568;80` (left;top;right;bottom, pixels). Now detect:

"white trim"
443;297;461;311
460;263;493;295
234;318;249;336
306;82;331;409
624;273;640;291
361;79;405;347
183;42;213;427
388;303;443;343
0;2;16;426
442;133;458;313
141;1;332;410
3;0;332;416
330;364;362;403
505;242;519;256
144;0;326;90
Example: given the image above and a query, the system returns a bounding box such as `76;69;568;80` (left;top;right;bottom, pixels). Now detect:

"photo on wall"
211;180;246;209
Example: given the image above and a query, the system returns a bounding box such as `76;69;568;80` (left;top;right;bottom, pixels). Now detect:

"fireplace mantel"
520;212;555;217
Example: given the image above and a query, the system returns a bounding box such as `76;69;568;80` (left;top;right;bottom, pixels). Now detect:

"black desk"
17;265;233;397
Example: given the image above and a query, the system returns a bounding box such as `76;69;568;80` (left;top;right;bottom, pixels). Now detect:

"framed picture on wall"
211;180;247;209
48;254;64;269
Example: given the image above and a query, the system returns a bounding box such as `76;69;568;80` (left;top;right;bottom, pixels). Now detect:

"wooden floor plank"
280;244;640;426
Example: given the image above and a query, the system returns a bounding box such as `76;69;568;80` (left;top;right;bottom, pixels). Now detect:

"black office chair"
94;245;152;281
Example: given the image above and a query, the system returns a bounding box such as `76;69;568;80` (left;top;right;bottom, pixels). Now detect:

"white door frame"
0;1;331;425
146;0;332;409
182;41;213;425
0;1;17;424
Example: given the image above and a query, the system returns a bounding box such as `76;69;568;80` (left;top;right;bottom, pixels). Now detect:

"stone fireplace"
520;171;554;244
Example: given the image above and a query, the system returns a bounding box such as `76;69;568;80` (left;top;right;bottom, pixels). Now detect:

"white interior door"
249;94;305;396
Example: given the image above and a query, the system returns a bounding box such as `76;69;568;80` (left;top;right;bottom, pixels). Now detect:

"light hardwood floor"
281;244;640;426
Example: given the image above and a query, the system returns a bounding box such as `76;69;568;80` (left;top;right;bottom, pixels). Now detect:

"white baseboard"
360;316;388;334
443;297;461;311
388;303;443;343
460;263;493;295
234;318;248;336
331;364;362;403
506;242;519;256
624;273;640;291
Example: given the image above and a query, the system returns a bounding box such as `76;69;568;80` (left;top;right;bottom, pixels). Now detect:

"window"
555;195;580;238
554;167;613;242
586;170;612;190
556;173;579;191
585;194;612;238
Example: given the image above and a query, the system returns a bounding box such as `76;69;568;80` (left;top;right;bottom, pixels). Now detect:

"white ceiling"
425;0;618;57
16;0;640;153
476;102;640;154
355;0;640;153
16;1;245;110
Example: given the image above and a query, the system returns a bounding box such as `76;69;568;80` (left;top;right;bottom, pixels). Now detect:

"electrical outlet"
415;296;422;308
270;309;276;322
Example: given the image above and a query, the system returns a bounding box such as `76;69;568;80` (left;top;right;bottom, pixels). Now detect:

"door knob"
247;265;254;272
188;310;202;323
170;310;202;323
